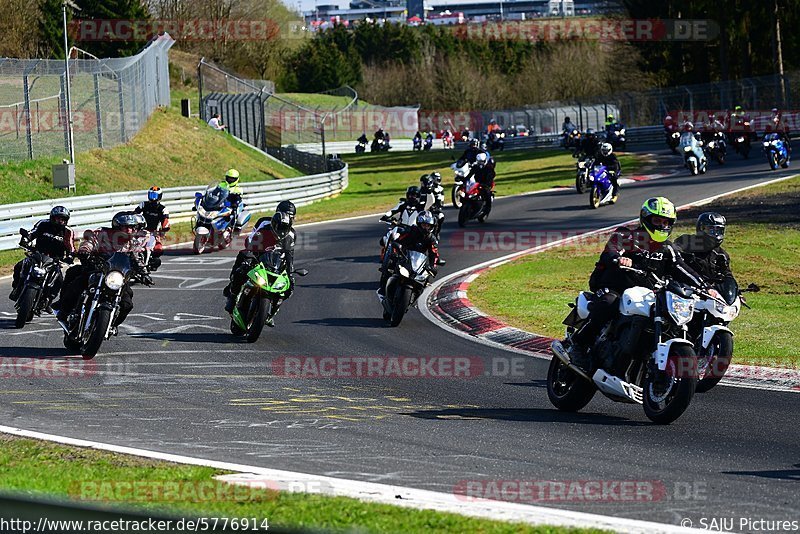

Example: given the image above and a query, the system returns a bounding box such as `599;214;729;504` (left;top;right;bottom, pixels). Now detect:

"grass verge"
0;434;601;534
470;176;800;368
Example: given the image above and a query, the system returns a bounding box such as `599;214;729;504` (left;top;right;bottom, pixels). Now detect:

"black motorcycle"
13;229;66;328
731;124;752;159
575;155;593;194
379;242;436;327
704;132;728;165
60;252;144;359
666;130;681;154
605;123;627;151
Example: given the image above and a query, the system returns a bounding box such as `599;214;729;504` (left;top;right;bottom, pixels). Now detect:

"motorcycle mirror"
746;283;761;293
19;228;29;237
294;269;309;277
195;192;202;199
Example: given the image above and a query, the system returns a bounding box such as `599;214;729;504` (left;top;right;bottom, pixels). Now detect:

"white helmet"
475;152;488;167
600;142;612;156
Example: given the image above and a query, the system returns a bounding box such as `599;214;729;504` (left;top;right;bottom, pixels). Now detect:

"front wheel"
457;203;469;227
15;287;38;328
81;307;112;360
547;357;596;411
770;151;779;170
245;297;270;343
390;286;412;327
451;185;463;208
575;170;588;194
642;345;697;424
589;185;601;209
193;234;207;255
696;332;733;393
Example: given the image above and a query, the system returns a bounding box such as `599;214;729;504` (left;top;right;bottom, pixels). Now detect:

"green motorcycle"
230;250;308;342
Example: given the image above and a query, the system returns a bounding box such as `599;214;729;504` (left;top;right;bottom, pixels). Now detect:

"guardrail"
0;164;348;251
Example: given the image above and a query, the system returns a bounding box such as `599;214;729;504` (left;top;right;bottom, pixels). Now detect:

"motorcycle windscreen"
407;251;428;276
717;276;739;306
106;252;132;276
259;249;285;274
201;185;230;211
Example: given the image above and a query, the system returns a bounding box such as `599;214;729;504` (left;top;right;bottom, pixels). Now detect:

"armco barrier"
0;164;348;251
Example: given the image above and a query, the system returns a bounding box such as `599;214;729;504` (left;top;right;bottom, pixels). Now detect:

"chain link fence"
0;36;174;163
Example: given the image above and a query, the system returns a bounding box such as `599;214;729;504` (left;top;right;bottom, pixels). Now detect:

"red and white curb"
421;175;800;394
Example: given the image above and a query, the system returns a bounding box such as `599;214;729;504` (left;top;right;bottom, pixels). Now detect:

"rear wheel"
547;357;596;411
696;332;733;393
81;308;112;360
15;287;37;328
642;345;697;424
245;297;270;343
390;286;412;327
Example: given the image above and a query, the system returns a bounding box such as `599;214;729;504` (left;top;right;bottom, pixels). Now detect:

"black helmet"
564;116;571;123
417;210;436;237
50;206;70;226
276;200;296;218
406;186;421;203
111;211;141;233
270;211;292;239
469;138;479;149
429;172;442;185
697;212;726;246
419;174;434;189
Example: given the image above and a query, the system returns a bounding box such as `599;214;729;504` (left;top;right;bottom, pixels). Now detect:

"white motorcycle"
450;161;471;208
680;132;708;176
191;183;251;255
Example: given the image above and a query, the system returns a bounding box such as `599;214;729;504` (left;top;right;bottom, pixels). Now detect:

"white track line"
0;424;699;533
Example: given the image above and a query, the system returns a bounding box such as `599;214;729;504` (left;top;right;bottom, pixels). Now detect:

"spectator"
208;113;227;131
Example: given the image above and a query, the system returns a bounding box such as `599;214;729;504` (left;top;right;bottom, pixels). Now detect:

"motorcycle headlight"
32;266;46;277
619;128;626;135
763;141;770;147
398;265;410;278
684;146;692;152
272;279;287;291
105;271;125;291
578;161;586;168
708;141;715;148
667;292;694;326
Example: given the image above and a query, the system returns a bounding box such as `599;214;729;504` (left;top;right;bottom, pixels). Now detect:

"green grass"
0;435;600;534
274;92;357;110
295;150;645;224
470;177;800;368
0;106;302;205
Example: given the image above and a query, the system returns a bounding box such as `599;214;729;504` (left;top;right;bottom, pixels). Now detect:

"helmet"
479;141;488;151
639;197;677;243
429;172;442;185
697;212;726;246
600;142;612;156
607;114;614;121
112;211;141;234
276;200;296;218
734;105;743;112
475;152;488;168
147;186;163;202
419;174;433;189
683;121;694;131
49;206;70;226
564;116;571;123
665;115;673;121
270;211;292;239
469;138;480;149
224;168;240;186
694;132;703;141
416;210;436;237
405;186;421;204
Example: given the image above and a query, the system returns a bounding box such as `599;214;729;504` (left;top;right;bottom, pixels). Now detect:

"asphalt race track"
1;150;798;528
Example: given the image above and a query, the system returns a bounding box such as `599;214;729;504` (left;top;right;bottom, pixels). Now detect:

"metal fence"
0;36;174;163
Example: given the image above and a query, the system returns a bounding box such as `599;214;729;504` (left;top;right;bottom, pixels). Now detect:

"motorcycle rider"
10;206;75;307
134;186;171;271
593;142;622;201
604;114;616;130
381;186;423;225
456;138;484;167
573;128;600;159
768;108;792;153
562;116;578;135
377;210;441;298
552;197;710;373
55;211;151;332
419;173;445;236
223;200;297;326
464;152;496;222
413;130;422;149
219;169;245;232
674;212;732;282
357;132;369;145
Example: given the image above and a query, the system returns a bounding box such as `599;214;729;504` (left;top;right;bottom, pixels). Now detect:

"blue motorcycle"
192;183;250;254
762;133;790;170
588;164;617;209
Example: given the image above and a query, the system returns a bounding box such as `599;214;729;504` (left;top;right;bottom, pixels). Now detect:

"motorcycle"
549;265;700;424
60;251;143;359
731;122;751;158
457;177;491;227
762;133;791;170
587;164;617;209
379;242;436;326
605;123;627;151
563;129;581;150
412;136;422;151
575;156;594;194
230;249;308;343
680;133;707;176
13;229;66;328
355;140;367;154
192;183;249;255
487;131;505;151
371;138;390;152
450;161;471;208
690;276;759;393
443;135;454;150
704;132;727;165
666;129;681;154
379;201;422;260
424;135;433;151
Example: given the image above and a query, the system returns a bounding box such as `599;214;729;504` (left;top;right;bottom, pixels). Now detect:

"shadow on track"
722;463;800;481
0;346;80;359
331;256;377;265
129;332;240;343
404;407;646;426
303;281;377;291
296;317;386;328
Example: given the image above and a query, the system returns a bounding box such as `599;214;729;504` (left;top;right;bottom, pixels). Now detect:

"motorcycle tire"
193;234;206;255
451;185;463;208
589;186;601;209
575;170;588;194
770;152;779;170
546;357;596;412
696;332;733;393
457;203;469;227
15;287;37;328
642;345;697;424
390;286;412;327
230;318;245;335
246;297;270;343
81;307;112;360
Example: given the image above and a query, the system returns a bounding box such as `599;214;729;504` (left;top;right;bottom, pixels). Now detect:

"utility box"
52;163;76;191
181;98;191;118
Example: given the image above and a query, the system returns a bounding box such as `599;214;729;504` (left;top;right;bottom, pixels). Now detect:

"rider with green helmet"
220;169;245;231
554;197;708;372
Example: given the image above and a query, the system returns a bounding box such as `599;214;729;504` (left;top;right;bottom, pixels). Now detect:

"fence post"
59;74;69;155
93;73;104;148
197;59;205;122
117;77;126;142
23;75;33;159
